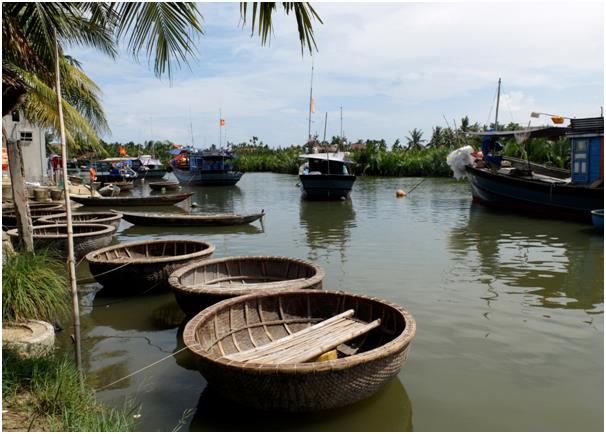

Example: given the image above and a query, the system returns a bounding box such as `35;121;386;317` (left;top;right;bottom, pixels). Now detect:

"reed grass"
2;350;136;432
2;249;69;323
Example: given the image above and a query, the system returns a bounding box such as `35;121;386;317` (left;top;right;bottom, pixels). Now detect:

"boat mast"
307;59;314;143
219;108;222;148
494;77;501;131
189;107;195;148
323;112;328;143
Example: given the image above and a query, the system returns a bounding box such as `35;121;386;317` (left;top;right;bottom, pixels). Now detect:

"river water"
57;172;603;431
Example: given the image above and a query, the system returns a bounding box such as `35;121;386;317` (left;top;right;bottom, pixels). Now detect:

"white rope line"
76;260;137;283
94;347;189;392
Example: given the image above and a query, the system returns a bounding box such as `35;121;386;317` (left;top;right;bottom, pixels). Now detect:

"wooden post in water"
54;29;82;375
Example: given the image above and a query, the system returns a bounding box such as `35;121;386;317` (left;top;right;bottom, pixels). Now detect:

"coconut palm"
405;128;425;150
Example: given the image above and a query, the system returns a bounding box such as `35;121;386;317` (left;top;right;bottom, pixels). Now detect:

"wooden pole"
4;125;33;252
54;30;82;374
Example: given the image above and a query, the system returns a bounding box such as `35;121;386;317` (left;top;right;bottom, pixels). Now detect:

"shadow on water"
448;203;604;311
299;199;356;263
189;378;412;432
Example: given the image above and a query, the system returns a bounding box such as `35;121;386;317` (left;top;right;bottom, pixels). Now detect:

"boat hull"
172;167;243;186
70;193;193;207
591;210;604;231
466;166;603;222
299;174;356;200
137;168;167;179
119;211;264;227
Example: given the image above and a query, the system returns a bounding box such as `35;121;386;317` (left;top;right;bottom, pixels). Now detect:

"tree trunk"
3;125;33;252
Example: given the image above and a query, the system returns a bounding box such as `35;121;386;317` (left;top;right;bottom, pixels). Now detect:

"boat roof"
466;126;568;140
299;152;353;163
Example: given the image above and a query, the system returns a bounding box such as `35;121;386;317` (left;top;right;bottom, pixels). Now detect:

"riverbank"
2;350;136;432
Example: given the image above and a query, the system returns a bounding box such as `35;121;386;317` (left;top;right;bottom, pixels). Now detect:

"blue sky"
70;2;604;148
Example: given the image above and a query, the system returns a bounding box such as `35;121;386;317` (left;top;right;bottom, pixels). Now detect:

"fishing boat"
460;117;604;222
148;180;180;191
37;211;123;230
182;289;416;411
86;239;215;294
169;148;243;186
70;192;193;207
98;184;120;197
92;157;138;183
591;209;603;231
169;256;324;316
6;223;116;259
117;209;264;227
298;152;356;200
112;180;135;191
131;155;167;179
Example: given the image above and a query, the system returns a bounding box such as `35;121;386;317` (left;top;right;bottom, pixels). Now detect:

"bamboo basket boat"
70;192;193;207
86;239;215;295
2;205;68;229
37;211;123;230
169;256;325;316
6;223;116;258
148;181;180;191
183;289;416;412
117;210;264;227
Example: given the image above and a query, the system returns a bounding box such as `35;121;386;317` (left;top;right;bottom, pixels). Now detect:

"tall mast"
323;112;328;143
219;108;222;148
307;59;314;142
494;77;501;131
340;106;343;138
189;108;195;147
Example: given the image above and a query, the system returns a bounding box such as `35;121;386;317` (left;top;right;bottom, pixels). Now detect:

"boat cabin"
567;117;604;185
299;153;353;175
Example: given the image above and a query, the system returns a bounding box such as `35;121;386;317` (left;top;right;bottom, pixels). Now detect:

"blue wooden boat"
591;209;603;231
462;117;604;222
298;153;356;200
169;149;243;186
92;157;138;183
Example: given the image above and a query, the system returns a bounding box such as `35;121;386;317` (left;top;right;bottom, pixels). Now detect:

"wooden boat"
132;155;167;179
299;153;356;200
98;184;120;197
169;149;243;186
86;239;215;295
6;223;116;259
37;211;123;230
70;192;193;207
148;180;180;191
117;209;265;227
591;209;603;231
2;205;66;229
182;289;416;411
112;180;135;191
169;256;325;316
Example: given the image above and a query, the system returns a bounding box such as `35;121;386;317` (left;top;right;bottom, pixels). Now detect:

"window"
19;131;33;142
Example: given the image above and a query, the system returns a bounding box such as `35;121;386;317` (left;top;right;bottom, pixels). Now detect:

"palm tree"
405;128;425;150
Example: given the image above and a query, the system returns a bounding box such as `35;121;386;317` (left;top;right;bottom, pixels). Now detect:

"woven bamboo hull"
2;205;64;229
7;224;116;259
183;290;416;412
37;211;123;230
169;256;325;317
86;239;215;295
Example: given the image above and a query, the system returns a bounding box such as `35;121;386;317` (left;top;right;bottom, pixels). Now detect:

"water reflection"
189;378;412;431
120;222;263;238
181;185;244;213
448;204;604;311
299;200;356;263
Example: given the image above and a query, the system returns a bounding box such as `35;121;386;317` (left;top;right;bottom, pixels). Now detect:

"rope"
76;260;136;284
94;347;189;392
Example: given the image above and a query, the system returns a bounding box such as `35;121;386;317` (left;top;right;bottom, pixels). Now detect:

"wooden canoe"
169;255;324;316
117;209;264;227
70;192;193;207
182;289;416;412
86;239;215;294
148;181;180;191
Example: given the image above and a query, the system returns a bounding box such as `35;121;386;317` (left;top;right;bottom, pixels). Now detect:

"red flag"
220;119;225;126
119;146;126;156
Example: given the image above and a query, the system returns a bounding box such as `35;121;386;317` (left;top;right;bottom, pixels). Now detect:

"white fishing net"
446;145;475;180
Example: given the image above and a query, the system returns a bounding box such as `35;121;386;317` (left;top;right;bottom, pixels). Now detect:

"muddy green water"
57;173;603;431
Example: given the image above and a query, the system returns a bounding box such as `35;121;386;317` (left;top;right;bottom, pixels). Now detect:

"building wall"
2;111;48;184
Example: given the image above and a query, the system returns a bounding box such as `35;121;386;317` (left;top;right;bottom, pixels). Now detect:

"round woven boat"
86;239;215;295
38;211;123;230
183;289;416;412
2;205;65;228
169;256;325;316
6;223;116;258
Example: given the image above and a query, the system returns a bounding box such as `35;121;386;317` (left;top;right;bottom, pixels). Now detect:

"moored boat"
169;148;243;186
2;205;66;229
92;157;138;183
117;209;264;227
182;289;416;411
148;180;180;191
70;192;193;207
6;223;116;258
169;256;324;316
86;239;215;294
132;155;167;179
37;211;123;230
299;153;356;200
591;209;603;231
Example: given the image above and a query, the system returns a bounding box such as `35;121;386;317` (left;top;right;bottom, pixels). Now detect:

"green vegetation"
2;250;69;323
352;145;454;176
2;350;135;432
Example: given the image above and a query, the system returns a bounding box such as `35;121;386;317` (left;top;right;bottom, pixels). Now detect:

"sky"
69;1;604;148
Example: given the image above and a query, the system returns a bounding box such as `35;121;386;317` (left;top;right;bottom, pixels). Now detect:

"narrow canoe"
117;209;265;227
70;192;193;207
148;181;181;191
86;239;215;294
182;289;416;411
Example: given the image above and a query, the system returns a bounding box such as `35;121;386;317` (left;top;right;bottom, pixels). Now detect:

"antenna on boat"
307;58;315;143
494;78;501;131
